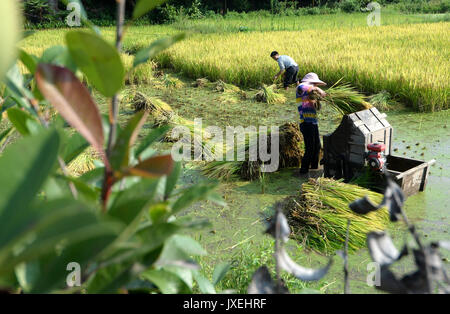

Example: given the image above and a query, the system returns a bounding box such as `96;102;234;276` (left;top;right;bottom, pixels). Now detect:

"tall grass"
157;23;449;111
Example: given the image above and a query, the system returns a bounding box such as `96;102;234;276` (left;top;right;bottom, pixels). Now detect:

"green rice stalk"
368;90;401;112
285;177;389;254
317;80;372;115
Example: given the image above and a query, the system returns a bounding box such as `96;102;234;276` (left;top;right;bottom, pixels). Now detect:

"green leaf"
193;271;216;294
35;64;107;165
133;0;168;20
39;46;77;73
85;262;134;294
212;262;231;286
164;162;181;200
66;31;124;97
15;261;40;293
140;269;188;294
163;265;193;290
58;175;99;202
108;179;159;225
4;64;34;102
60;131;89;164
126;155;174;179
134;125;170;159
6;107;41;136
0;0;21;82
110;111;148;171
0;198;120;279
0;129;59;222
133;33;185;68
18;49;38;74
30;223;119;293
155;235;206;268
171;183;220;215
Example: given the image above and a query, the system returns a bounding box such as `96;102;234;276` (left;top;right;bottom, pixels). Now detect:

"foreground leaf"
6;107;41;136
247;266;289;294
141;268;188;294
66;31;124;97
110;111;148;171
0;129;59;224
367;231;408;267
126;155;174;179
134;33;185;68
35;64;106;165
276;247;332;282
0;0;21;81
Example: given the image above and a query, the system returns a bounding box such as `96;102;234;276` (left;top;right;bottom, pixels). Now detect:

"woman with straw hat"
296;73;327;176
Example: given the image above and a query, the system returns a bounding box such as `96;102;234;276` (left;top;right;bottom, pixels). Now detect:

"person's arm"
311;86;327;98
274;58;285;80
274;69;285;80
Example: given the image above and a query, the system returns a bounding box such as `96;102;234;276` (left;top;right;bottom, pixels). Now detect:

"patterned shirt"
277;55;298;71
296;83;317;124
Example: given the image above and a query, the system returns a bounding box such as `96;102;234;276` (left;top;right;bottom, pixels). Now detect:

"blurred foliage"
0;0;227;294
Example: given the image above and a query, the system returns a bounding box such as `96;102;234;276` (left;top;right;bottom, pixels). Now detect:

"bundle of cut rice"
162;74;185;89
192;78;211;88
132;92;174;119
202;123;303;181
283;177;389;253
255;84;286;105
317;81;372;115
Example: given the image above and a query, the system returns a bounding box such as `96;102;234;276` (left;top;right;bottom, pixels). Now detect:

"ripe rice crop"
157;23;449;111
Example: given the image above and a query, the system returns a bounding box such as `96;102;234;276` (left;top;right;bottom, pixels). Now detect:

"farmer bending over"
270;51;299;90
296;73;327;176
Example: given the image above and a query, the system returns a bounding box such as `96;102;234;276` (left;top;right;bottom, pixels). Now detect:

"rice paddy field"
15;11;450;294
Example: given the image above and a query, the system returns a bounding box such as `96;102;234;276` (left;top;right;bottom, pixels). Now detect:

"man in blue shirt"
270;51;300;90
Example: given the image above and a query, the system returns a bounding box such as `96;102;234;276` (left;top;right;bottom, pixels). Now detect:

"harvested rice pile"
202;123;304;181
132;92;174;117
255;84;286;105
283;177;389;253
314;81;372;115
131;92;213;159
214;80;247;102
162;74;185;89
192;78;211;88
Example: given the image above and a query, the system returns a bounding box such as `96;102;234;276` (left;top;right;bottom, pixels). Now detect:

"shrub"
339;0;361;13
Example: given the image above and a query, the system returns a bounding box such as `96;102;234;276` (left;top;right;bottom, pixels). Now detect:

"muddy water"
316;109;450;293
183;108;450;294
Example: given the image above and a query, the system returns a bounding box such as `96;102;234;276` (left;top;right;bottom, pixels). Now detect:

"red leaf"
126;155;174;178
35;64;108;168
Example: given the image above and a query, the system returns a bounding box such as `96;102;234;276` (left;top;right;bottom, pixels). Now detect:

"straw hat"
301;73;326;86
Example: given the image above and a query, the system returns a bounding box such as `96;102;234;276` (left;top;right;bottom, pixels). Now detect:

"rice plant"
368;90;402;112
156;23;449;111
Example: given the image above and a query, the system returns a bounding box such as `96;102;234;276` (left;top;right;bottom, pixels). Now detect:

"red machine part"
366;143;386;170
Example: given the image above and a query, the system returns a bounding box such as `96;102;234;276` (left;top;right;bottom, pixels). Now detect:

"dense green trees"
22;0;450;28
